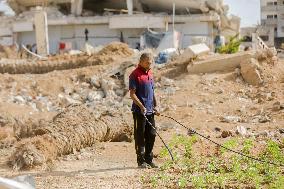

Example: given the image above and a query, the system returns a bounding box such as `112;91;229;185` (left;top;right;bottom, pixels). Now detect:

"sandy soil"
0;54;283;188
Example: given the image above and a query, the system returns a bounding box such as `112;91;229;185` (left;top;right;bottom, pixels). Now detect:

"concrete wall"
48;26;61;54
15;20;214;54
174;22;213;48
17;31;36;47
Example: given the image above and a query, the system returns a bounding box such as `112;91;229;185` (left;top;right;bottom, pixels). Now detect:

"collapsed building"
0;0;240;55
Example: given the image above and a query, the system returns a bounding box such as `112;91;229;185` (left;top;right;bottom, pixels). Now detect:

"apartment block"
260;0;284;47
261;0;278;36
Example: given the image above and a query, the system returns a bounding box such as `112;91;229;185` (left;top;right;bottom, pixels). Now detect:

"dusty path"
0;129;172;188
35;142;148;189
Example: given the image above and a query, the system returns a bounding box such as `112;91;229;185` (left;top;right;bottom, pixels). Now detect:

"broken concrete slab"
236;125;247;137
187;52;254;74
174;43;210;64
0;176;35;189
187;43;210;57
240;58;263;86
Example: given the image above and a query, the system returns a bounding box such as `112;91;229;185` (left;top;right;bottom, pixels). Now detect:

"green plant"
217;34;243;54
144;135;284;188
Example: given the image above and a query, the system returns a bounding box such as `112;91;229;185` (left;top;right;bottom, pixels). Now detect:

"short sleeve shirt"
129;65;154;115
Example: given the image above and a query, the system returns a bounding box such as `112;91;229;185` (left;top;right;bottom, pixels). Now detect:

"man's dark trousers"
133;112;156;165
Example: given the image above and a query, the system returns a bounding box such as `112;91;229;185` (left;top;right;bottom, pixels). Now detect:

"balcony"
261;5;278;11
278;5;284;11
261;19;278;25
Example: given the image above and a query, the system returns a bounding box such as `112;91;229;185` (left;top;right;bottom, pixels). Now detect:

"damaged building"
0;0;240;55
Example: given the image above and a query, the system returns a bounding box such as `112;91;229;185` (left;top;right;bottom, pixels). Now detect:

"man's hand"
153;107;160;116
140;106;147;115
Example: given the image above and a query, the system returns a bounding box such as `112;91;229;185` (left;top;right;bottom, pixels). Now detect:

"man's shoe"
146;162;159;168
138;162;150;169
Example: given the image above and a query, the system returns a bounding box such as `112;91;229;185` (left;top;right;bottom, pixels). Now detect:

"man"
129;53;159;169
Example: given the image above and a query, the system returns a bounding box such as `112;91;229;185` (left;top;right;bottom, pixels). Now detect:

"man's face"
140;57;152;70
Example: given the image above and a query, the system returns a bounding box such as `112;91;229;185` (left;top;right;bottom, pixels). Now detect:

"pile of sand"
88;42;134;65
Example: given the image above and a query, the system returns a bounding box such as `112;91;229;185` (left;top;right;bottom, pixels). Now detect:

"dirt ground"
0;48;283;188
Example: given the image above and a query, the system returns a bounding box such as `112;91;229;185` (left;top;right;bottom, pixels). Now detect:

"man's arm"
130;89;146;114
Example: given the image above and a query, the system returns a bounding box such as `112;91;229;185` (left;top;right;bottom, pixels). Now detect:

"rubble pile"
0;42;134;74
0;45;19;59
87;42;134;65
9;104;132;170
239;48;283;86
0;41;283;173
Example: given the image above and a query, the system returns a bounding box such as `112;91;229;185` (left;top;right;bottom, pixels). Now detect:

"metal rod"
143;115;174;161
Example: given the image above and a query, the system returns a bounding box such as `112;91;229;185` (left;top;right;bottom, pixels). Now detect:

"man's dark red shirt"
129;65;154;115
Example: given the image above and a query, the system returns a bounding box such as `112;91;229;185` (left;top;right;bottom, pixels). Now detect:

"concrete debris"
252;114;271;123
13;175;36;189
236;125;247;137
187;43;210;57
256;48;278;65
255;131;270;138
90;76;101;89
219;115;242;123
13;95;26;104
0;176;35;189
87;91;105;102
240;58;263;86
160;77;175;86
58;94;82;106
100;78;119;98
173;43;210;64
187;52;254;74
84;43;103;56
69;50;83;55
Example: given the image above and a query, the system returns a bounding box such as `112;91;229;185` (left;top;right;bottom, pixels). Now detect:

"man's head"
139;53;153;70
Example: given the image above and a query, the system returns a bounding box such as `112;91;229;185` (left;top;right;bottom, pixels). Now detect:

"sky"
224;0;260;27
0;0;260;27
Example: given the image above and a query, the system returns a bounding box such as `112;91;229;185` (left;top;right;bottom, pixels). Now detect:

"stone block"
240;58;263;86
187;52;254;74
187;43;210;57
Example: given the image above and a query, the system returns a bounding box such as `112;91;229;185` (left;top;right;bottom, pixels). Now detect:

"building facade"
260;0;284;47
261;0;278;36
0;0;240;54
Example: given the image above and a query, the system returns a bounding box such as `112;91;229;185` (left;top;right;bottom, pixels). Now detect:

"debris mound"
0;42;134;74
9;105;132;170
97;42;134;57
88;42;134;65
